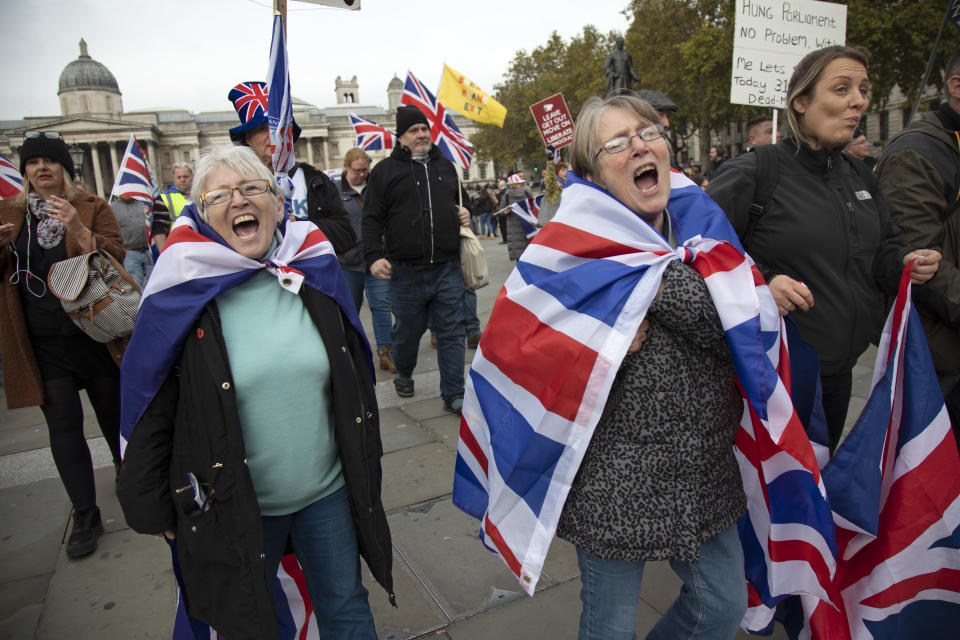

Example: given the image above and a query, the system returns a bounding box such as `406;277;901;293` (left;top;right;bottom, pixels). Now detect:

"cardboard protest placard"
529;93;575;149
731;0;847;108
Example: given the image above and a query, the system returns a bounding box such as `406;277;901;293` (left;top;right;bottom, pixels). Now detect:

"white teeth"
233;214;255;226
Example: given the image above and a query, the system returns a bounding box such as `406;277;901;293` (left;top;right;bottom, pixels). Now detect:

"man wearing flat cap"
361;104;471;414
227;81;354;255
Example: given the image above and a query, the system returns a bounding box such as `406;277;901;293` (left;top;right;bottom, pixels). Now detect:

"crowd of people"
0;42;957;638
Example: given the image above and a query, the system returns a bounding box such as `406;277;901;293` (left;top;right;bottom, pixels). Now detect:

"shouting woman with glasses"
117;145;393;639
0;132;125;559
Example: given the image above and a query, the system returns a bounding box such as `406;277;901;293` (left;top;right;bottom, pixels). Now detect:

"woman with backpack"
707;45;941;451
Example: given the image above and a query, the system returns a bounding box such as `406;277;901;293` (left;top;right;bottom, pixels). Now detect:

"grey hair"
172;162;194;175
570;94;665;181
191;145;278;222
786;45;869;147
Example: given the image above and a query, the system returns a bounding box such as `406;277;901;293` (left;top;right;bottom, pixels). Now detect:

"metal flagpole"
907;0;954;125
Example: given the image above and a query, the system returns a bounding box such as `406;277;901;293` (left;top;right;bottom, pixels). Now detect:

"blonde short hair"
191;146;278;222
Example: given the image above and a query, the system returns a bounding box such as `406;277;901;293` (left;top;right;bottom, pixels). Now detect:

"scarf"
119;203;368;454
26;193;65;249
452;171;838;621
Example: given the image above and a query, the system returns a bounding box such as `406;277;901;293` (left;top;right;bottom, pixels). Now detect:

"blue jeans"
123;249;153;288
389;260;465;401
477;213;493;236
463;286;480;335
342;269;393;349
576;523;746;640
261;487;376;639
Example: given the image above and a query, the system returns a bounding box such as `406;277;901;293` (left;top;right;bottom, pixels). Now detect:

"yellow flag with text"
437;64;507;128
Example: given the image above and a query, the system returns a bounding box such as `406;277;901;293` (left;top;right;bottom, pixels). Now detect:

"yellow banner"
437;63;507;128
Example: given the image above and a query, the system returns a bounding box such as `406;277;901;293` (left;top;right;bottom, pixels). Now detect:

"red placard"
529;93;574;149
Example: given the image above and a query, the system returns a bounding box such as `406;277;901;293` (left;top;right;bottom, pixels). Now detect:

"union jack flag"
267;14;296;181
401;70;473;169
228;82;270;125
109;134;164;252
349;113;396;151
509;195;543;239
453;171;838;618
0;152;23;200
763;265;960;639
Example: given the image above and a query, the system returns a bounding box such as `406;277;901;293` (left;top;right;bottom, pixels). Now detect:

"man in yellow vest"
160;162;193;219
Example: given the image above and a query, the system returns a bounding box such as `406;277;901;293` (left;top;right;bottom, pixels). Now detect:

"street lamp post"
69;144;84;186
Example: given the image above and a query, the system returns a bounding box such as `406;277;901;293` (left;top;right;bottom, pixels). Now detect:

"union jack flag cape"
349;113;396;151
401;70;473;169
764;265;960;639
266;14;296;213
0;152;23;200
452;171;838;622
509;195;543;239
119;206;367;639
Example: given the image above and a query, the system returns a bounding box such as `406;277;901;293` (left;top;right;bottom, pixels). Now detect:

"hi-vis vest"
161;190;189;218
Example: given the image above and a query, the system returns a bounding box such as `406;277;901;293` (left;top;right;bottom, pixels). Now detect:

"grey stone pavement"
0;234;877;640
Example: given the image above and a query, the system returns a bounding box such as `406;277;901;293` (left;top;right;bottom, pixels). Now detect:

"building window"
480;165;487;180
463;167;471;181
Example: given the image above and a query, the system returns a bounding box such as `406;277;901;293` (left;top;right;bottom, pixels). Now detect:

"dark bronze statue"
604;36;641;95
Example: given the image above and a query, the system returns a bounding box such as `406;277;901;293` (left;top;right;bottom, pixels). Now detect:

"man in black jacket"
227;81;355;255
362;105;471;413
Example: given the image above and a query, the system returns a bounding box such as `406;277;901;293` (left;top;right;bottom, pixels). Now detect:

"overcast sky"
0;0;632;120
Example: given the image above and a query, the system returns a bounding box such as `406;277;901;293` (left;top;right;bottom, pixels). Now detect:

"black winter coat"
361;144;467;267
118;287;393;640
706;138;908;376
293;162;357;257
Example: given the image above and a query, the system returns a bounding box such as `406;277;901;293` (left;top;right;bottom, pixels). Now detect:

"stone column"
90;143;105;198
306;136;315;167
321;139;329;171
147;142;160;181
108;142;119;176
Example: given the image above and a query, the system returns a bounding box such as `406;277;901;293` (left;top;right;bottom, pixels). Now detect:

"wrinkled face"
399;123;431;156
794;57;870;150
25;157;66;195
346;157;370;189
244;123;273;169
590;107;671;223
202;165;282;259
173;167;193;193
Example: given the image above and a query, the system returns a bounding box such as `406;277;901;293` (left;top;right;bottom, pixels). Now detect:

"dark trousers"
820;370;853;453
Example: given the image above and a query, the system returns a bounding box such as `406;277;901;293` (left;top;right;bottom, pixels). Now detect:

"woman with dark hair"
0;132;125;558
707;45;941;450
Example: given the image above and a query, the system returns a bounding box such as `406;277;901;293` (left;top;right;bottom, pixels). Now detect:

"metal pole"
907;0;953;125
273;0;287;27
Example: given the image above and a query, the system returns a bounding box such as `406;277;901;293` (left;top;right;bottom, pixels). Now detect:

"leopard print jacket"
557;260;747;562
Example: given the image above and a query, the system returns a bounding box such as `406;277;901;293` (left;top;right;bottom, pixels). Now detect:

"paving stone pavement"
0;234;878;639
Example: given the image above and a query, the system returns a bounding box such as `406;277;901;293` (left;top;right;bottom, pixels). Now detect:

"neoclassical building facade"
0;40;495;198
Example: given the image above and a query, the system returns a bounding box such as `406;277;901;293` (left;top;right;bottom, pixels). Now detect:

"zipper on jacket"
846;200;858;234
423;163;435;263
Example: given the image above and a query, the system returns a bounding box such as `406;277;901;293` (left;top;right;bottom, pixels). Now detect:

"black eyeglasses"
24;131;61;140
594;123;666;159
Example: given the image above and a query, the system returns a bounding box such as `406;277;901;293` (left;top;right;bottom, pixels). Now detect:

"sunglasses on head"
24;131;61;140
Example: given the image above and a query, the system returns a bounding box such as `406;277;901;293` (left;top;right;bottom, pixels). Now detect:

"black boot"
67;506;104;559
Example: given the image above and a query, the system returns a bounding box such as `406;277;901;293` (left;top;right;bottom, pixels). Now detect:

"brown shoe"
430;333;438;349
377;346;397;373
467;331;482;349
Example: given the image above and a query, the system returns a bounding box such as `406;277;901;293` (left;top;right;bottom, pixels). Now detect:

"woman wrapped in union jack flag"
117;145;394;639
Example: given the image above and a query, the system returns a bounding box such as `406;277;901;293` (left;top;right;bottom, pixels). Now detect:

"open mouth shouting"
634;163;659;194
232;213;260;239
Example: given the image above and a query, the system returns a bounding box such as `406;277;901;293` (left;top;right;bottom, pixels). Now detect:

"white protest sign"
731;0;846;108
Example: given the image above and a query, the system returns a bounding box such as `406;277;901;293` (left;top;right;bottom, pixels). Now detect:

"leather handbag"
47;249;141;343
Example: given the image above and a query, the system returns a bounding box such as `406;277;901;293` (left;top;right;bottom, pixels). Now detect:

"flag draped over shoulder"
266;14;296;213
402;70;473;169
452;170;838;623
349;113;396;151
774;265;960;639
509;195;543;239
0;153;23;200
437;63;507;128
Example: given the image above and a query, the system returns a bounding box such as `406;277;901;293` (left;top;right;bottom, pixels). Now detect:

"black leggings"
820;370;853;453
40;375;122;511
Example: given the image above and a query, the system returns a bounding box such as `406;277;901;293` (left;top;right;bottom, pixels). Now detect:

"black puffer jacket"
118;288;393;640
293;163;356;256
706;138;908;376
361;144;466;267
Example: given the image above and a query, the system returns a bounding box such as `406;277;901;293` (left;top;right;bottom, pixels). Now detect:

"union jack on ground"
763;264;960;639
0;153;23;200
349;113;396;151
401;70;473;169
452;170;838;619
509;195;543;239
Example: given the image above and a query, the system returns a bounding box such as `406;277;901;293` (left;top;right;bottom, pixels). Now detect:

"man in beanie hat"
227;81;354;255
361;104;472;414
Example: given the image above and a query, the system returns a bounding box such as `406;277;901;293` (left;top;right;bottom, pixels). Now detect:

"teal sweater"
216;269;344;516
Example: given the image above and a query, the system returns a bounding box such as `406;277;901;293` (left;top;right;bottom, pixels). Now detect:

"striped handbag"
47;250;141;343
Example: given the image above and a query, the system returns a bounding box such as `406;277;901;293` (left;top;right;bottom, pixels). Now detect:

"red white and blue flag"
0;153;23;200
452;171;838;616
109;134;164;254
266;14;296;213
349;113;396;151
401;70;473;169
509;195;543;239
228;82;270;126
766;265;960;639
